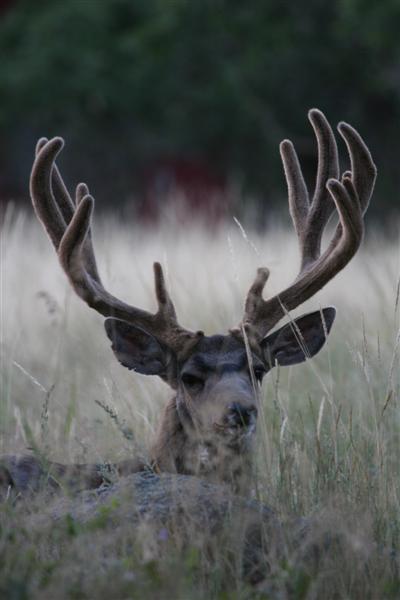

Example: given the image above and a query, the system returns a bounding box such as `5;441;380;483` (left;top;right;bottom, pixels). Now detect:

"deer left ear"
104;318;170;376
261;307;336;367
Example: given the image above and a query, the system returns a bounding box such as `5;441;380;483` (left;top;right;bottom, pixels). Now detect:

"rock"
47;472;273;524
37;471;282;584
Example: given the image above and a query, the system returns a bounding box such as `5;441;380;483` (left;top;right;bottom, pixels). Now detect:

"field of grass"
1;206;399;599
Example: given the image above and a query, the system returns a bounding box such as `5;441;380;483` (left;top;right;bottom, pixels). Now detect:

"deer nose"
227;402;258;428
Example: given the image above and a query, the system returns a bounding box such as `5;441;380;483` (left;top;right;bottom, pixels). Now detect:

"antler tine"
35;137;48;154
240;110;376;343
280;109;340;271
338;121;376;213
31;137;198;354
322;121;377;257
57;194;151;322
279;139;309;237
35;136;76;225
30;137;66;249
309;109;340;214
304;109;339;264
73;182;101;282
33;139;101;283
153;262;177;320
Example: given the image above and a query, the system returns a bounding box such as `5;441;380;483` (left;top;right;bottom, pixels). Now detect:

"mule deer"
1;110;376;497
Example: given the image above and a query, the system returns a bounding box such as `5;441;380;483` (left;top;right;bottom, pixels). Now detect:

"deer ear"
261;307;336;367
104;318;170;376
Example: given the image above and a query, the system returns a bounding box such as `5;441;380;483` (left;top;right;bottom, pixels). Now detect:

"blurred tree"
0;0;399;218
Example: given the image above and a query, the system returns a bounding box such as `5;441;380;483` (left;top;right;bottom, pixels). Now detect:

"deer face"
105;307;335;448
174;334;261;446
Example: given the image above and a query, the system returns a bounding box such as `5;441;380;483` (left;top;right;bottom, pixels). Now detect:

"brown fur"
150;397;254;493
1;109;375;500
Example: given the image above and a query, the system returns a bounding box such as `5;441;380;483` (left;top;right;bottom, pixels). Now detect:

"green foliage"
0;0;399;210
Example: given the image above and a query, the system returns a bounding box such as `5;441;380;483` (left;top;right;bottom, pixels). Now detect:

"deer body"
0;455;108;494
1;109;376;498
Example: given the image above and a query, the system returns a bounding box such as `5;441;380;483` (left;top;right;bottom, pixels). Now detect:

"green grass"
1;208;399;598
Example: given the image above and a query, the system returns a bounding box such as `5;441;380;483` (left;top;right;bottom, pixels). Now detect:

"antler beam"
30;138;200;355
239;109;376;342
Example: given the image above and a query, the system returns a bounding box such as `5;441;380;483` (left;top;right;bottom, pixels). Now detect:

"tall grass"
1;208;399;598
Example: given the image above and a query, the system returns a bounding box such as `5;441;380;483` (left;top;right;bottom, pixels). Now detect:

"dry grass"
1;207;399;599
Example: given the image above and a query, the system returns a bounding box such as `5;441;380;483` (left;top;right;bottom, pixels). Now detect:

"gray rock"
37;471;283;584
48;472;274;524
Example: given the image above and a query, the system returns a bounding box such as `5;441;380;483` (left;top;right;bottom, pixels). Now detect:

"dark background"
1;0;399;224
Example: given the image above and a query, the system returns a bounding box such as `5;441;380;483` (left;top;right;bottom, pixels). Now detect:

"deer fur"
0;109;376;499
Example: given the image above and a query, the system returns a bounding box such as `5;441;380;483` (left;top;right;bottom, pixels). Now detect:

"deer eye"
253;366;266;382
181;373;204;390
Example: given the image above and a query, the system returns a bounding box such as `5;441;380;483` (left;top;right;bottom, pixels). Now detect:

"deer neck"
150;397;254;494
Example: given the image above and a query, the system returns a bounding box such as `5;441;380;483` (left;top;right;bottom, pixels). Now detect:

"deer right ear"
260;307;336;368
104;318;171;377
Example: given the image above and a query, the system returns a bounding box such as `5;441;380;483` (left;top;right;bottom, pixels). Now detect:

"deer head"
30;109;376;490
